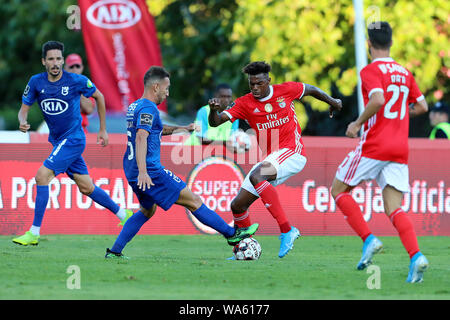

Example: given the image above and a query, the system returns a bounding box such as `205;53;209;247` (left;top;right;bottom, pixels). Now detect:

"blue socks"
110;205;236;254
88;185;120;214
111;211;148;253
32;185;49;227
192;204;235;238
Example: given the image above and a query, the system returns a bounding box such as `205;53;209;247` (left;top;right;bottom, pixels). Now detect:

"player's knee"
78;183;94;195
141;205;156;218
330;179;348;199
35;167;53;185
330;186;339;199
249;171;263;186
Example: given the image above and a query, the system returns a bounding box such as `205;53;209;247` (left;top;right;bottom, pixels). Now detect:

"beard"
48;66;62;77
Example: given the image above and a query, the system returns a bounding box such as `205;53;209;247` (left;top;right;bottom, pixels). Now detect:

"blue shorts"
129;168;187;211
43;137;89;178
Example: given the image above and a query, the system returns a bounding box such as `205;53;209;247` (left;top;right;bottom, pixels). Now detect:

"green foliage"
150;0;248;118
229;0;449;135
0;0;448;136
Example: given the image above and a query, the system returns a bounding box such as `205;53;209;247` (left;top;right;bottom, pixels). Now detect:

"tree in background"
229;0;449;135
149;0;448;136
0;0;448;137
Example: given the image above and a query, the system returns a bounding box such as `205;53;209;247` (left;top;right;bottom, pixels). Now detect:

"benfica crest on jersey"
277;97;286;108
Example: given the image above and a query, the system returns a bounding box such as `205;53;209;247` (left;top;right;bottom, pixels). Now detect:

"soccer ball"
229;130;251;153
233;238;262;260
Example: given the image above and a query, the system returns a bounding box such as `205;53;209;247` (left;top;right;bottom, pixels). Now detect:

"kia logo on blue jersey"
40;99;69;115
86;0;142;30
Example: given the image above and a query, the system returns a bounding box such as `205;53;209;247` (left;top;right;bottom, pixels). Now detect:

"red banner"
79;0;165;113
0;134;449;236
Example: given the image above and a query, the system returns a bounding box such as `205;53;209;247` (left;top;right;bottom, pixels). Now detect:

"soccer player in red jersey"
209;61;342;258
330;22;429;282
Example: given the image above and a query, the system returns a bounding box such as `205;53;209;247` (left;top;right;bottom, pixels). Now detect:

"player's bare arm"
91;89;108;146
18;103;31;133
162;123;196;136
135;128;154;191
303;84;342;118
80;95;95;115
208;98;230;127
409;99;428;118
346;91;385;138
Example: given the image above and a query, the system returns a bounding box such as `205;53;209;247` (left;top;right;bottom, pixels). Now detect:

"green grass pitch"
0;235;449;300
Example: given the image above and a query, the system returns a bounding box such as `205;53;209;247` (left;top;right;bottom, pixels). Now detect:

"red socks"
232;211;252;228
336;192;420;258
390;209;420;259
255;181;291;233
335;192;372;242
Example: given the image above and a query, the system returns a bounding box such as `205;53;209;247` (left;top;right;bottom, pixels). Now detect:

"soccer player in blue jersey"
12;41;133;246
105;66;259;259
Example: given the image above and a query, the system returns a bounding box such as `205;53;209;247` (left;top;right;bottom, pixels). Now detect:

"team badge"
87;79;94;88
61;86;69;96
277;97;286;108
264;103;273;113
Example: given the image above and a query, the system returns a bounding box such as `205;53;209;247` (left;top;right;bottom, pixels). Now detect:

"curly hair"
242;61;271;75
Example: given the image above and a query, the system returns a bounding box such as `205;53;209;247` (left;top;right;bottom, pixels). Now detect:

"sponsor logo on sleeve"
139;113;153;126
23;85;30;97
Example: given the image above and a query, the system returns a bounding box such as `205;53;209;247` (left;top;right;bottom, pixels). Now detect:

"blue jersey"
123;98;164;181
22;70;96;144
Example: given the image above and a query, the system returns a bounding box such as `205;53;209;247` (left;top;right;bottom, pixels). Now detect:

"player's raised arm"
18;103;31;133
91;89;108;147
208;98;231;127
303;84;342;118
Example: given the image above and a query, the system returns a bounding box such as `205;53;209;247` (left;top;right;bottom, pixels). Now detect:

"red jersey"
224;82;306;157
358;57;424;164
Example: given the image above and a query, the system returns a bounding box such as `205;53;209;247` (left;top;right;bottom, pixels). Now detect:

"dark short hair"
214;83;232;94
242;61;271;76
42;41;64;59
368;21;392;50
143;66;170;86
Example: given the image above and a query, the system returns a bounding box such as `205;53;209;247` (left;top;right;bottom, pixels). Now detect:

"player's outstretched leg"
177;187;259;245
73;173;132;226
105;205;156;260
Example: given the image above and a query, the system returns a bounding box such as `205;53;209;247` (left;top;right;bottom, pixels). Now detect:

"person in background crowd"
429;101;450;139
185;83;240;146
64;53;95;133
